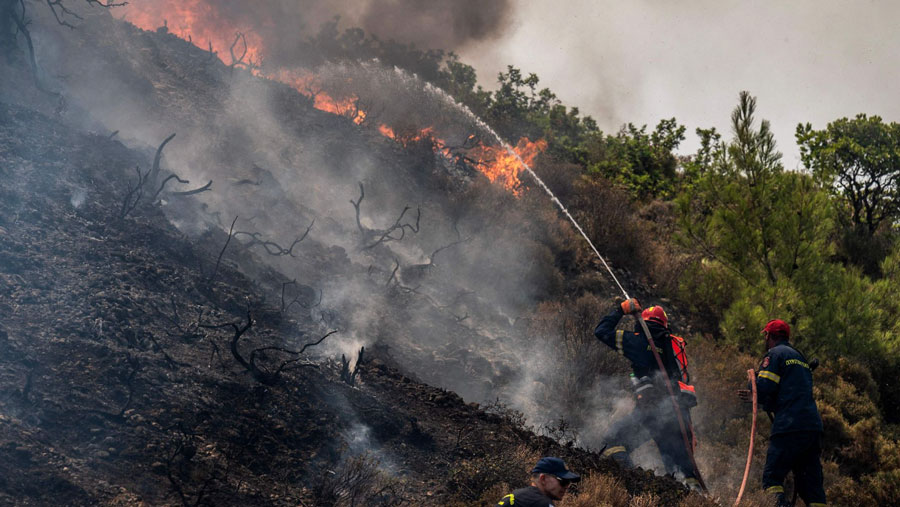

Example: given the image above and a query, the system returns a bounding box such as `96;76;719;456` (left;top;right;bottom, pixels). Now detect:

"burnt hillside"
0;101;694;505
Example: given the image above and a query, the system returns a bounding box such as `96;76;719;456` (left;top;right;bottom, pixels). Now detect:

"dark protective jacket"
496;486;556;507
756;341;823;436
595;305;698;479
594;306;684;385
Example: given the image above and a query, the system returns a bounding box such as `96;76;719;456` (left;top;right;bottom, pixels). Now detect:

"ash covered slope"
0;102;691;505
7;4;622;433
25;7;562;405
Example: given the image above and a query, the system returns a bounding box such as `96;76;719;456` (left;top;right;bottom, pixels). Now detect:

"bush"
311;453;407;507
560;473;630;507
446;444;539;502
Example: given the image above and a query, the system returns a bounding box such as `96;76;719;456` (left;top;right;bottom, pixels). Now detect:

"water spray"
426;82;707;491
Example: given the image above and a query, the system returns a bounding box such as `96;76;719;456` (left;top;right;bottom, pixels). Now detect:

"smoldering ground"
8;3;681;478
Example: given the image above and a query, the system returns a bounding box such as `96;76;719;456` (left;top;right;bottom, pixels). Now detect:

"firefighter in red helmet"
739;319;826;507
594;298;700;490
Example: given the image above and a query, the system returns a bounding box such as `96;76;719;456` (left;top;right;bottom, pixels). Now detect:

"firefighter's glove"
736;389;753;404
620;298;641;314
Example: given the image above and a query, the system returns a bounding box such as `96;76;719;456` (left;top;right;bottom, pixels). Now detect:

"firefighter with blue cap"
496;457;580;507
739;319;826;507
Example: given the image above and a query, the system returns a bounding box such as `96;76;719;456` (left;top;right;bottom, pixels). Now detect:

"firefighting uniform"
496;486;557;507
594;306;698;484
756;341;826;506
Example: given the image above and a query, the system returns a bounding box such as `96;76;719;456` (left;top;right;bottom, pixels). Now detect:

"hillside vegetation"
2;3;899;505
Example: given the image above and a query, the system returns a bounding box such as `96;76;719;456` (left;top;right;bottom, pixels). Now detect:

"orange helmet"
642;306;668;328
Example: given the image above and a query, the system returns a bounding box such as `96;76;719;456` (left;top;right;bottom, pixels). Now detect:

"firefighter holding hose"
738;319;826;507
594;298;701;491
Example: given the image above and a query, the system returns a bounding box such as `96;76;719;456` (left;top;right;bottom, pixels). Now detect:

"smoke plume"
121;0;512;68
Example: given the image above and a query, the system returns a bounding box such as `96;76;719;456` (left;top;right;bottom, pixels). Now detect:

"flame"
378;124;396;138
468;137;547;193
377;123;546;193
273;69;367;124
120;2;547;193
120;1;263;66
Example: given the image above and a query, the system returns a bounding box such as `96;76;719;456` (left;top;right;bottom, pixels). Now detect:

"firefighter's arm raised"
595;304;627;348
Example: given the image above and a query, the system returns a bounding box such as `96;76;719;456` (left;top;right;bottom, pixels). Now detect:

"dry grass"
560;473;630;507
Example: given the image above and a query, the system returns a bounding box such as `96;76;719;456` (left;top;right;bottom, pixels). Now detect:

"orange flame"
120;1;263;66
378;124;396;138
273;69;367;124
120;2;546;193
376;124;546;193
468;137;547;193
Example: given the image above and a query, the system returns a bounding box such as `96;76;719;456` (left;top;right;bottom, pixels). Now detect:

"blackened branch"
427;237;471;266
298;330;338;355
172;180;212;196
120;165;150;219
281;280;295;312
209;216;238;283
234;219;314;257
362;206;421;250
228;32;259;71
350;182;366;233
281;281;322;313
149;133;176;185
151;174;190;201
386;258;400;287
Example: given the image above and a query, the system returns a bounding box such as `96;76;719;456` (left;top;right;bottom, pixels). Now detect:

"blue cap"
531;457;580;481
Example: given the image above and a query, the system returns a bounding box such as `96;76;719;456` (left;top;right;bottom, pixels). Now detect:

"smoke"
457;0;900;164
119;0;512;68
18;4;641;462
352;0;513;52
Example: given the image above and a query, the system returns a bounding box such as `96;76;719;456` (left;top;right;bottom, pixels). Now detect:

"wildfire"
119;1;547;193
468;137;547;193
120;1;264;66
273;69;367;125
378;124;396;138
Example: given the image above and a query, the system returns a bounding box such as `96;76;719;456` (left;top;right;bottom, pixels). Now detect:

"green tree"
675;92;853;352
797;115;900;274
797;114;900;235
436;53;492;115
584;118;685;200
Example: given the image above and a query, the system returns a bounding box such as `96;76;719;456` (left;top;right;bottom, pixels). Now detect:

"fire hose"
583;243;707;491
735;369;758;506
503;143;708;491
633;312;708;492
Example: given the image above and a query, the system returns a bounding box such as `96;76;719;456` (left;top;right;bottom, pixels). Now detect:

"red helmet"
642;306;668;328
762;319;790;339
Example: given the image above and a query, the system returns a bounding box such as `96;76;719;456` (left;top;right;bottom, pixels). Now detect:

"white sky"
458;0;900;167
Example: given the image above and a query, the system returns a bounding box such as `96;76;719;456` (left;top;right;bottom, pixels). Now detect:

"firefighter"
738;319;826;507
496;457;580;507
594;298;701;490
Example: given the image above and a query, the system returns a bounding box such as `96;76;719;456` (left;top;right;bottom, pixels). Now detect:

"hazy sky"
458;0;900;166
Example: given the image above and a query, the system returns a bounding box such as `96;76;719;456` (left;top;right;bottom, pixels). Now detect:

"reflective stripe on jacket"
595;306;696;404
756;341;823;435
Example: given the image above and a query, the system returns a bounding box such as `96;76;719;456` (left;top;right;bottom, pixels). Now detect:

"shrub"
311;453;407;507
446;444;539;502
560;473;630;507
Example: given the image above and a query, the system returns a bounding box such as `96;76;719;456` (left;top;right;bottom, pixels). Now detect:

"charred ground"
0;4;724;505
0;101;696;504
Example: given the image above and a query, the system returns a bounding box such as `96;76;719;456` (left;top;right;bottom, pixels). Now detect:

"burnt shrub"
446;444;539;502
